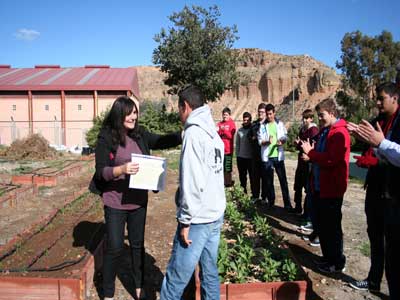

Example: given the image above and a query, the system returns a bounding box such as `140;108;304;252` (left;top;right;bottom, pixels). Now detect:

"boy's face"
257;108;266;121
222;112;230;122
178;101;191;124
266;110;275;123
317;109;336;127
376;91;398;115
242;116;251;126
302;117;313;127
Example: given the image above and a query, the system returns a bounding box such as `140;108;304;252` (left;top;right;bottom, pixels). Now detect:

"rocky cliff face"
136;48;341;122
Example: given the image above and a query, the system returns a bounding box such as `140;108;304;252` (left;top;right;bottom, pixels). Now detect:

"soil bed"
0;193;104;278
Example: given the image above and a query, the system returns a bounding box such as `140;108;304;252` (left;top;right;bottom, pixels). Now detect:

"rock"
136;48;341;123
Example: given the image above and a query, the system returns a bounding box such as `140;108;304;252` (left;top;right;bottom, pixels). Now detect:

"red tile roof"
0;66;139;96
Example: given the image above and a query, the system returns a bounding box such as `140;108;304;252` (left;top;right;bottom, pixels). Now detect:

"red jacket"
308;119;350;198
217;119;236;154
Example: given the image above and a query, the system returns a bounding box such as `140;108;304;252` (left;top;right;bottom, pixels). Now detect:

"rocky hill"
136;48;341;122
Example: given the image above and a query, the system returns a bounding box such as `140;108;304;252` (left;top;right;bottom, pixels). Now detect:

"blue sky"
1;0;399;70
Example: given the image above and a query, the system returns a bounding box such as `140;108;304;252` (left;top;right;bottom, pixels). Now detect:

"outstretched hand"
348;120;385;147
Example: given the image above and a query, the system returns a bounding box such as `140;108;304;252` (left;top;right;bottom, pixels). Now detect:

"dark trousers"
103;205;147;298
261;158;291;208
250;159;263;199
365;187;384;288
384;198;400;300
310;192;321;235
315;196;346;268
237;157;252;194
294;160;310;211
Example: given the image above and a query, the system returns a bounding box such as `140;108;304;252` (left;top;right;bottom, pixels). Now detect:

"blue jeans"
160;216;223;300
261;158;291;208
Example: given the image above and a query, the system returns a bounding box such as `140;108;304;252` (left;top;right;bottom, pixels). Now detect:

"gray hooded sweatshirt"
177;105;226;225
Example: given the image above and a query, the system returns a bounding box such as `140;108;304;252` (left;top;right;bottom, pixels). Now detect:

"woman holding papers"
90;96;181;300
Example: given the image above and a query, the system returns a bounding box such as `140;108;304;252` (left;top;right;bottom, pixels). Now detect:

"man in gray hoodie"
160;85;226;300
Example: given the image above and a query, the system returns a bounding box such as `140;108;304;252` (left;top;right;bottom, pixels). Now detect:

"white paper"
129;153;167;191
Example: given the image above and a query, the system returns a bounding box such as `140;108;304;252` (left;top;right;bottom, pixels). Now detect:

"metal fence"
0;120;89;148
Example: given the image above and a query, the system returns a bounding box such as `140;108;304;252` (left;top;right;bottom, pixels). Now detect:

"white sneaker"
300;222;313;232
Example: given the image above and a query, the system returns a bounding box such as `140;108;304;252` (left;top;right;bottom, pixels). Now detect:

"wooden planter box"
194;243;308;300
0;240;103;300
195;281;307;300
11;159;94;188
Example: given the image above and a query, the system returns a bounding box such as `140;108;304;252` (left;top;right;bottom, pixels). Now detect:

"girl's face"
123;106;138;130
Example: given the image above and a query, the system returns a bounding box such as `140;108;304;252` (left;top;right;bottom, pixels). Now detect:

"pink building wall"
32;96;62;145
0;96;29;145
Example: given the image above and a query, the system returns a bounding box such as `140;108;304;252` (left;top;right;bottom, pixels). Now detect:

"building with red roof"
0;65;139;148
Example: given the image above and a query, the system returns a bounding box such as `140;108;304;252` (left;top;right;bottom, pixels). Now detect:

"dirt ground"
86;156;390;300
0;150;389;299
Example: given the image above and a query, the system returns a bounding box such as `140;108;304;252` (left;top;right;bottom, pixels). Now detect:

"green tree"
336;30;400;100
153;5;240;102
85;108;109;148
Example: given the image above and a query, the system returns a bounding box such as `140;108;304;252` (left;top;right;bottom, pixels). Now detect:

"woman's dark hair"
102;96;139;147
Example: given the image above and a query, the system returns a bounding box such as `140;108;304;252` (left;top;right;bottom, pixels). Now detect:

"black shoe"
312;256;327;266
349;279;380;292
318;263;345;273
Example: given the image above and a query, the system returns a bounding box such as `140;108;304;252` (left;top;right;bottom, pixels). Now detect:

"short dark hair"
243;112;252;120
315;98;339;117
265;103;275;112
257;103;266;111
302;109;314;119
178;85;205;110
376;82;399;98
222;107;231;115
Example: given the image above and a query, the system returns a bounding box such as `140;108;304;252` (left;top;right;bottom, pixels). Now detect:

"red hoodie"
217;118;236;154
308;119;350;198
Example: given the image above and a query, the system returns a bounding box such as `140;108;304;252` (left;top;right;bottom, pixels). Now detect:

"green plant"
281;258;298;281
286;122;300;153
86;108;109;148
359;241;371;257
259;249;281;282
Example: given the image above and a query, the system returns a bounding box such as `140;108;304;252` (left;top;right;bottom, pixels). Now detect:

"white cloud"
14;28;41;41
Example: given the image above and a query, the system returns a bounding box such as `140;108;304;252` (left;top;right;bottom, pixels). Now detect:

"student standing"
301;98;350;273
160;86;226;300
236;112;253;194
258;104;292;210
217;107;236;187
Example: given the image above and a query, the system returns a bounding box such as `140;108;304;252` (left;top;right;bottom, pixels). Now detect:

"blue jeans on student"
160;216;224;300
261;158;291;208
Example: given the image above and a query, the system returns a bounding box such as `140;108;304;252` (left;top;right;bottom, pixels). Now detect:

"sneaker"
300;222;313;232
302;235;310;241
318;263;345;274
349;279;380;292
251;197;260;204
309;237;320;247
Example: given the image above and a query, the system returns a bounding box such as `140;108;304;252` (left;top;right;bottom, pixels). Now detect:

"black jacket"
366;112;400;201
89;126;182;199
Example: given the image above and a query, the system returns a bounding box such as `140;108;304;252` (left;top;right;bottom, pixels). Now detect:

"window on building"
45;104;49;111
78;104;82;111
12;104;16;111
